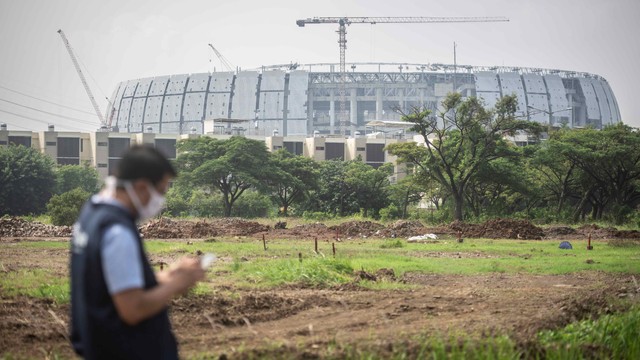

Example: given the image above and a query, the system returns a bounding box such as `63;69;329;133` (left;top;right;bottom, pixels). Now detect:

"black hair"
115;144;177;185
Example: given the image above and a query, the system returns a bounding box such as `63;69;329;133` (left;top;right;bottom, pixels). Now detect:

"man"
70;145;204;359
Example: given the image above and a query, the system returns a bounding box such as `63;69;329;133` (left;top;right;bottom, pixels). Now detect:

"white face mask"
123;180;166;222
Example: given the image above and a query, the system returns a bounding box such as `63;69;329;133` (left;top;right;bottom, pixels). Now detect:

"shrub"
232;191;273;218
46;188;91;226
379;204;400;221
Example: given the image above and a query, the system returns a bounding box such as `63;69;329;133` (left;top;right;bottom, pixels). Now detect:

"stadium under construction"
107;62;621;136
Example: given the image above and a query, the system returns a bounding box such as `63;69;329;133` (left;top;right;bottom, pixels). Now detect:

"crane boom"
57;29;106;127
297;16;509;26
208;44;235;72
296;16;509;135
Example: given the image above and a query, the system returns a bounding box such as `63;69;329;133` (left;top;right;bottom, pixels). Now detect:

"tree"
387;93;542;221
388;175;425;218
345;160;393;217
269;150;319;216
47;188;91;226
549;123;640;223
176;136;276;217
55;164;100;194
312;160;359;216
0;145;56;216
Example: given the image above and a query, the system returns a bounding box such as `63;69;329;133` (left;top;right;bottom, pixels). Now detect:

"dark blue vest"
70;200;178;360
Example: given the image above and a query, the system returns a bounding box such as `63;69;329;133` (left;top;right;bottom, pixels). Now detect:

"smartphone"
200;253;217;269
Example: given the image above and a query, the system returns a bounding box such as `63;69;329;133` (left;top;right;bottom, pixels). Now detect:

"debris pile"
329;221;385;238
139;217;269;239
379;220;428;238
0;217;71;238
449;218;545;240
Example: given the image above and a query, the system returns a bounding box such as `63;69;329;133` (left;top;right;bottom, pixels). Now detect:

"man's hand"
113;257;205;326
164;257;206;295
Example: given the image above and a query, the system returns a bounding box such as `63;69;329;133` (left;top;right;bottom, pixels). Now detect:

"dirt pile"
287;223;330;238
378;220;429;238
329;220;385;238
449;218;545;240
575;224;640;239
544;226;578;238
0;217;71;238
139;217;270;239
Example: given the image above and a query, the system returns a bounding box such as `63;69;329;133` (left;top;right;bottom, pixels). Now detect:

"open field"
1;219;640;359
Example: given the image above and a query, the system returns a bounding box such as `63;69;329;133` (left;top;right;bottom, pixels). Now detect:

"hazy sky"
1;0;638;132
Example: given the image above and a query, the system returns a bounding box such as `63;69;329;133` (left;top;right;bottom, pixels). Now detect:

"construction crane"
296;16;509;135
57;29;109;129
208;44;235;72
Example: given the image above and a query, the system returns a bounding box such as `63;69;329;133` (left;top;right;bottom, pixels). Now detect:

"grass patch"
380;239;405;249
537;306;640;359
233;257;354;287
0;268;69;304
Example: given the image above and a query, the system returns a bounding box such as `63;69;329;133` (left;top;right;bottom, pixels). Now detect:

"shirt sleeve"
101;224;145;295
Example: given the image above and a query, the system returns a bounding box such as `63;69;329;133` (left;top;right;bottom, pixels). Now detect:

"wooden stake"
587;232;593;250
298;252;302;263
332;242;336;257
314;237;318;254
263;234;267;251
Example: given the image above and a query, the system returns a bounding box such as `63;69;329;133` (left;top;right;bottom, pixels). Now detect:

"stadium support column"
350;88;357;135
330;89;336;134
376;88;383;120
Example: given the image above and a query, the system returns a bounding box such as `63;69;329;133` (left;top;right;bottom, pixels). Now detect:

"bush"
46;188;91;226
379;204;400;221
232;191;273;218
188;190;224;217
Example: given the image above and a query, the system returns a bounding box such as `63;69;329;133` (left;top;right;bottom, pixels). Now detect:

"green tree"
549;123;640;223
176;136;276;217
0;145;56;216
345;160;393;217
269;150;319;216
55;164;100;194
388;174;424;219
387;93;541;221
312;160;359;216
47;188;91;226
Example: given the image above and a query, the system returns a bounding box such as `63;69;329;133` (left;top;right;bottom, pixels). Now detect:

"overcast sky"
1;0;638;132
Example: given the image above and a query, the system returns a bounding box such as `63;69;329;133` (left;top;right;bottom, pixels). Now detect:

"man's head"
113;145;176;219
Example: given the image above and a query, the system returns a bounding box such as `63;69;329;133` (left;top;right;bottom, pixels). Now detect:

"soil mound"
449;218;545;240
329;221;385;238
574;224;640;239
0;217;71;238
544;226;578;237
209;218;270;236
379;220;428;238
288;223;330;238
139;217;269;239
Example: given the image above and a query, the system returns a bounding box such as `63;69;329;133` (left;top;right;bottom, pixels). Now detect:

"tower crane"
208;44;235;72
296;16;509;135
57;29;110;130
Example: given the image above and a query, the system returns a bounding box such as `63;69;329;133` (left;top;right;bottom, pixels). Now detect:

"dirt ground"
1;217;640;358
1;239;639;359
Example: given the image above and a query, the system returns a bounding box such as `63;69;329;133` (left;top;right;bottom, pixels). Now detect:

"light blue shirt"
92;195;144;295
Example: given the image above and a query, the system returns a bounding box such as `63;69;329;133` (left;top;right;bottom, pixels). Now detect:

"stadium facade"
108;62;621;135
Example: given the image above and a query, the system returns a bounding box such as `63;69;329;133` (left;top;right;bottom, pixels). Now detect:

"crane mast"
297;16;509;135
57;29;107;128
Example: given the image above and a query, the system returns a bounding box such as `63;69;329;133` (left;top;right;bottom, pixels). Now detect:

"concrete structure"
0;125;407;181
107;62;621;136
